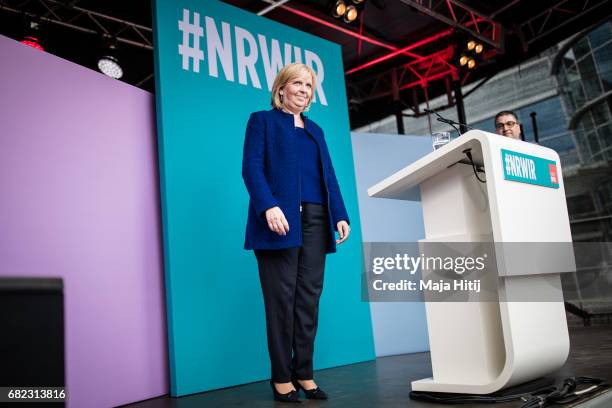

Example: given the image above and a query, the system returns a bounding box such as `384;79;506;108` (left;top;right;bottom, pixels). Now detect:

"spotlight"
454;37;485;71
20;20;44;51
344;5;358;22
21;36;44;51
330;0;364;24
332;0;347;17
98;56;123;79
97;35;123;79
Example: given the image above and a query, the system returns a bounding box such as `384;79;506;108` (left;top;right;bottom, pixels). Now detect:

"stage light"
329;0;364;24
97;55;123;79
21;36;44;51
97;35;123;79
344;5;358;22
20;20;44;51
332;1;347;17
454;37;484;71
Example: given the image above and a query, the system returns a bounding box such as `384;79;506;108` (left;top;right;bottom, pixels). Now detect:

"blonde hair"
270;63;317;112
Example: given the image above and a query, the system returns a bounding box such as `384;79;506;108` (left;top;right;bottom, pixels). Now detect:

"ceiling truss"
398;0;504;50
0;0;153;49
517;0;609;50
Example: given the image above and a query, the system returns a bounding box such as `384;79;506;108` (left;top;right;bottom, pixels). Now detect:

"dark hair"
494;110;519;124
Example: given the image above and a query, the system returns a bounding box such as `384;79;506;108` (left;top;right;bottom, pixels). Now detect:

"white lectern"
368;130;571;394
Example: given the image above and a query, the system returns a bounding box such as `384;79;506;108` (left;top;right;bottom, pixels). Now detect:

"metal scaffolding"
0;0;153;50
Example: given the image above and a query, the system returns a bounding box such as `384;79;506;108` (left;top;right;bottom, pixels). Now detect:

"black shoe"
291;378;328;400
270;380;301;403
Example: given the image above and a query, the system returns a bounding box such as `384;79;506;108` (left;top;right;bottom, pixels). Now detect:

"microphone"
424;109;473;135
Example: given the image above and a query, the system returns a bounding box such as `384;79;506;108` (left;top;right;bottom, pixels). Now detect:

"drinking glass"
432;131;451;150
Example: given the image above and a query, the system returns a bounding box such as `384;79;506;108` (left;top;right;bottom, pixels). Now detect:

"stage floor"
123;325;612;408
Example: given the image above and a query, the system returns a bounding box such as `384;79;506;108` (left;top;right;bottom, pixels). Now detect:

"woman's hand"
265;206;290;236
336;220;350;244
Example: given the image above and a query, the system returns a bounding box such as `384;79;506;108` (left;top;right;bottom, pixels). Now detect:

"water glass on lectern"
432;131;451;150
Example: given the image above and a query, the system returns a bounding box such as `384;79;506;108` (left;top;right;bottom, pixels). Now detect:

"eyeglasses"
495;120;518;130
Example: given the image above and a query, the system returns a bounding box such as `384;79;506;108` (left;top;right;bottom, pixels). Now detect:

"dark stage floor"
123;325;612;408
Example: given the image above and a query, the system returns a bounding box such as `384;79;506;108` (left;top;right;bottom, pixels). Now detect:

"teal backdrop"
152;0;375;396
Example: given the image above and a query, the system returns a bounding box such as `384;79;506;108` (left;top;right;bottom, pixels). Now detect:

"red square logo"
548;163;558;184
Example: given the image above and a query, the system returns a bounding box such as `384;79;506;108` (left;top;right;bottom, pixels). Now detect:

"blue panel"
351;133;431;356
153;0;374;396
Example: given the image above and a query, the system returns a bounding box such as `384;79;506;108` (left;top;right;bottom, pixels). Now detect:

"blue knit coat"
242;108;350;253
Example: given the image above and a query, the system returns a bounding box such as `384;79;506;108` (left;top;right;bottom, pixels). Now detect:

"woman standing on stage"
242;63;351;403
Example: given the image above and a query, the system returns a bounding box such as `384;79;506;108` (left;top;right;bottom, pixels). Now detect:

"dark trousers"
255;203;329;383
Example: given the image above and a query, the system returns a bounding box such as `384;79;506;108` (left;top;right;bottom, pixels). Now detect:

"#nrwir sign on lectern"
368;130;574;394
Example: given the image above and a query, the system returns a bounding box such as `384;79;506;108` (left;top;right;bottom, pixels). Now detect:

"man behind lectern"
494;111;522;140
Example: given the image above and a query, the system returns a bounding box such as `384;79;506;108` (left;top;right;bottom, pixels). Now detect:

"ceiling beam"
0;0;153;49
348;47;458;105
517;0;609;49
397;0;504;50
260;0;422;58
490;0;521;19
345;27;454;75
257;0;291;16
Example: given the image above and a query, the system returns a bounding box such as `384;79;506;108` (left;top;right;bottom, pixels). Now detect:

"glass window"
558;68;567;87
588;22;611;50
563;93;576;112
562;56;575;72
597;123;612;149
574;128;592;159
567;194;596;219
598;180;612;210
591;101;612;125
593;44;612;91
523;100;565;138
582;111;595;130
587;130;602;156
578;54;603;99
559;150;580;167
570;78;587;107
559;65;579;111
566;64;581;83
574;37;591;61
540;133;576;153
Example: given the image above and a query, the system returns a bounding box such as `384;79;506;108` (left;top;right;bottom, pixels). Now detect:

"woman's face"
281;70;313;114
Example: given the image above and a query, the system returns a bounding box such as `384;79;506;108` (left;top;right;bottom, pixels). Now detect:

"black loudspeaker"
0;277;65;405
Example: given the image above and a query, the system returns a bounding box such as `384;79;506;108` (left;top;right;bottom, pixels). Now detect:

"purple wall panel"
0;35;168;407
